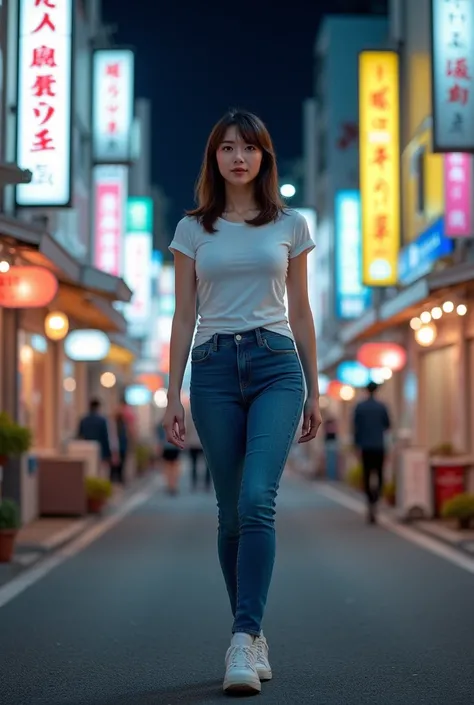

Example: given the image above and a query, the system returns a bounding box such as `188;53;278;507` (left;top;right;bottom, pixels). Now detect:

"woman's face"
215;126;263;187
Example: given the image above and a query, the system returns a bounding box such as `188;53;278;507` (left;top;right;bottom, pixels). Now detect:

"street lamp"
280;183;296;198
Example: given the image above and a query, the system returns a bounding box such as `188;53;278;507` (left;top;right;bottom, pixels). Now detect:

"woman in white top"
163;110;321;694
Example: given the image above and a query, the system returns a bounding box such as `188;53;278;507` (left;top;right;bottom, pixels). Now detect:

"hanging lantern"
45;311;69;341
0;266;58;308
64;330;110;361
357;342;406;371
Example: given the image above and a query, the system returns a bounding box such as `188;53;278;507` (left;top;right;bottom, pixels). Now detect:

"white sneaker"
223;633;261;694
254;632;273;681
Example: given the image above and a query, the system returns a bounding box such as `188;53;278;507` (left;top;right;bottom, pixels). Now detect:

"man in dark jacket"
78;398;115;471
353;382;391;524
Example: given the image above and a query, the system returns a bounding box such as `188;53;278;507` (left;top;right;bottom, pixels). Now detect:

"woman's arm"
164;252;197;446
287;251;321;442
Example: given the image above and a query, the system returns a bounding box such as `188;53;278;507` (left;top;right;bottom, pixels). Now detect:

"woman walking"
163;109;321;694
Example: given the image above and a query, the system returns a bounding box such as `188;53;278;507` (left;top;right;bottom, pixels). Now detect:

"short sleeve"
289;211;316;259
169;218;196;260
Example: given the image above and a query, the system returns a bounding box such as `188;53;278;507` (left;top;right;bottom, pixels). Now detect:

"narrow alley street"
0;473;472;705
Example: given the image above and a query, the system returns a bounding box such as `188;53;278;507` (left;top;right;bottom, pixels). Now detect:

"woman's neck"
224;185;257;215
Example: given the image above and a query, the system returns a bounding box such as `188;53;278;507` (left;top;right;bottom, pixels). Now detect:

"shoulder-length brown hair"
187;110;286;233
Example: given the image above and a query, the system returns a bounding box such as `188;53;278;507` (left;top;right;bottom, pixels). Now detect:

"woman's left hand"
298;397;322;443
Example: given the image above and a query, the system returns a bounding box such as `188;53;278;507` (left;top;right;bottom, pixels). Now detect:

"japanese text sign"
93;165;128;276
123;197;153;337
359;50;400;287
444;152;473;236
92;49;134;163
432;0;474;152
16;0;73;207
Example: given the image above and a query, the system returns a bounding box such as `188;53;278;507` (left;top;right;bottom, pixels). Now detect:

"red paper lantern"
327;380;344;399
357;342;407;371
0;266;58;309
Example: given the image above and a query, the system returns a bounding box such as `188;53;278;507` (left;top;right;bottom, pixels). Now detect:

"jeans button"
235;334;242;341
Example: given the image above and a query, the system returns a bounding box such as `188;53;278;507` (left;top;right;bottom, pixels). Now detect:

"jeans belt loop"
255;327;264;347
212;333;218;352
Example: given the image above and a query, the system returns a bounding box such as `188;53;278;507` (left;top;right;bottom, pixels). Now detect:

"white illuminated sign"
92;49;134;163
16;0;73;206
432;0;474;152
124;232;152;335
64;330;110;362
93;165;128;276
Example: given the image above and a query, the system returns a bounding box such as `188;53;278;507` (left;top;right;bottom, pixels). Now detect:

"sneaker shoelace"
228;645;255;669
254;638;267;661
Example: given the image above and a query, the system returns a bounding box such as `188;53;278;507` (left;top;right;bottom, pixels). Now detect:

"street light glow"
280;183;296;198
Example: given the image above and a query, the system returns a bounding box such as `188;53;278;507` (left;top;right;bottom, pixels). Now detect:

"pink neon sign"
444;153;472;238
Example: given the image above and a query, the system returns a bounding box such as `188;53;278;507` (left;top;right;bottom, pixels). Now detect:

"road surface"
0;473;473;704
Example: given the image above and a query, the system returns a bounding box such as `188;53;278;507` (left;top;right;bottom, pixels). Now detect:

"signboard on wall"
335;190;372;319
124;197;153;337
16;0;73;206
92;49;134;163
92;165;128;277
359;50;400;287
431;0;474;152
444;152;473;236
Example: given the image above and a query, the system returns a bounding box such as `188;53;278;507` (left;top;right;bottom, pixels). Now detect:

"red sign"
434;465;465;515
93;167;127;276
0;266;58;308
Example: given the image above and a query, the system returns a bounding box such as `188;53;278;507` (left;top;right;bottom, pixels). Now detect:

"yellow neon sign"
359;50;400;286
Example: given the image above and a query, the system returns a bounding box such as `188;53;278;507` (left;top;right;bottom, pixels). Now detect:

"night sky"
102;0;383;231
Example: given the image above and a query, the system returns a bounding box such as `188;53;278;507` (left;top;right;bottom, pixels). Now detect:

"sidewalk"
311;475;474;557
0;471;159;589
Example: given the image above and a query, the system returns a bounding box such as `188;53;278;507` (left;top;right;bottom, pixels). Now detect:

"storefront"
0;215;134;515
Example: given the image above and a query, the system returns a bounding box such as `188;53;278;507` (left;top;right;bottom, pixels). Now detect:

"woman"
163;109;321;694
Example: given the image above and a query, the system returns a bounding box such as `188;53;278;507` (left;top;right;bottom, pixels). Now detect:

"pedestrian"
156;421;181;495
77;398;117;476
353;381;391;524
162;109;321;694
184;405;211;492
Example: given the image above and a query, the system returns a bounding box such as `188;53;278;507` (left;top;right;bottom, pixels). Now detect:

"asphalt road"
0;473;473;705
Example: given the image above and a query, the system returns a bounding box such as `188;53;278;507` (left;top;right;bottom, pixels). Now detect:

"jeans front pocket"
262;331;297;355
191;342;212;363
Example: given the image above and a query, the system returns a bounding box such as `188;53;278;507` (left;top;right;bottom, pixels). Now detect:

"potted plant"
0;412;32;465
85;477;113;514
0;498;20;562
384;480;396;506
441;493;474;530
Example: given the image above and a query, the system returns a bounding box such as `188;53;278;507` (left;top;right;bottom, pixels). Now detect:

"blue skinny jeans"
190;327;304;636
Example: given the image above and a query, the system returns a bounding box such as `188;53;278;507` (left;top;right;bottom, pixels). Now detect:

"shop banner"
359;50;400;286
431;0;474;152
444;152;473;237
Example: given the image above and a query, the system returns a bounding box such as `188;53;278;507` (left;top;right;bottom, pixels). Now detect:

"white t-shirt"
169;209;315;348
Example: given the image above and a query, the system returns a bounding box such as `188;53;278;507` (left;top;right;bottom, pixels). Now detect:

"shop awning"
330;259;474;351
81;265;132;303
0;214;81;282
105;334;142;364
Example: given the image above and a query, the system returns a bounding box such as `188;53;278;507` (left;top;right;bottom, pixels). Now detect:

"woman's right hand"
162;398;186;449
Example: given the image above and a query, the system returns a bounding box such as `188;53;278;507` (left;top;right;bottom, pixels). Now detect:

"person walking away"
353;381;391;524
110;407;129;485
162;110;322;694
157;421;181;495
78;398;117;476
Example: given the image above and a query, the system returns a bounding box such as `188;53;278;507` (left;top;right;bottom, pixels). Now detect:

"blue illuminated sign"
335;190;372;319
337;361;371;388
398;218;454;286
